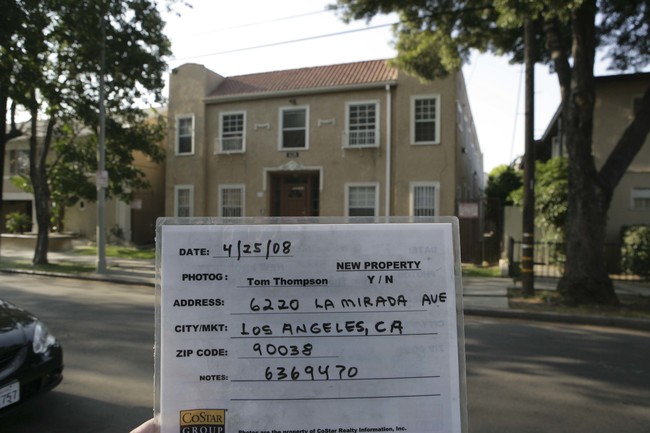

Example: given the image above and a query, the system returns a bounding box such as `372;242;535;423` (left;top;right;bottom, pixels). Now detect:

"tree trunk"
32;179;51;265
29;108;54;265
557;1;618;305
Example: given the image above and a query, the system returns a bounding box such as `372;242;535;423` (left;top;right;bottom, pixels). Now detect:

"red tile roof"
208;59;397;98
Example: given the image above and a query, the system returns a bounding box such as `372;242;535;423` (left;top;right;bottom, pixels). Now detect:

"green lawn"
74;245;155;260
461;264;502;278
0;259;95;274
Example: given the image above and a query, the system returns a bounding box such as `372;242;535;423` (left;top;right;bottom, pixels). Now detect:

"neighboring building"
2;141;32;226
2;115;165;246
537;72;650;244
503;72;650;272
63;145;165;246
166;59;484;260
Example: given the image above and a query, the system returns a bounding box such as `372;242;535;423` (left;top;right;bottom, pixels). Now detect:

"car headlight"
33;321;57;354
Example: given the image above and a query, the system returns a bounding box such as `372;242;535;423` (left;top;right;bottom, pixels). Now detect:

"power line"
173;22;396;61
173;9;329;39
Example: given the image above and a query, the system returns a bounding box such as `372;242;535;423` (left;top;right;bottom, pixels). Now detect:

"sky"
161;0;566;174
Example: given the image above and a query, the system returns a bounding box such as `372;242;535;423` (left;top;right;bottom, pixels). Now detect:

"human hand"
130;418;158;433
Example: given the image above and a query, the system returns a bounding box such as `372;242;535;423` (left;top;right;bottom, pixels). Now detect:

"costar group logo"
179;409;226;433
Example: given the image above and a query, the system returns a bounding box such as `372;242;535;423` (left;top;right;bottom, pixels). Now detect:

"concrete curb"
0;267;155;287
464;307;650;332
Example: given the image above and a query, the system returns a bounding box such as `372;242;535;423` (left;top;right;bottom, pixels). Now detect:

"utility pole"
97;10;107;273
522;18;536;296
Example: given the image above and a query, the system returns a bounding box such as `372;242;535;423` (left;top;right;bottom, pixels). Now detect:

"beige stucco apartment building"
538;72;650;244
166;60;483;242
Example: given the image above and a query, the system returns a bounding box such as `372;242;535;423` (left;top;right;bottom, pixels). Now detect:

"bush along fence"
507;230;650;282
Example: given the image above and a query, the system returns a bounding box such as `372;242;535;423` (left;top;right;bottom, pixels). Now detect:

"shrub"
5;212;32;234
621;225;650;277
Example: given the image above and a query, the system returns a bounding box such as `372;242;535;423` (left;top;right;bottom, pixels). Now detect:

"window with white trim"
280;107;308;149
410;182;439;216
631;187;650;210
346;101;379;147
9;149;30;176
176;115;194;155
219;112;245;153
219;185;245;217
346;184;378;216
174;185;194;217
411;95;440;144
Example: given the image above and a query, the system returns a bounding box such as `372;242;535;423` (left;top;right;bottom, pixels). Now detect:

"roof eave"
203;80;398;104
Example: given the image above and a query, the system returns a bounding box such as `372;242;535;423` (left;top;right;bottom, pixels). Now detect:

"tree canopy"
331;0;650;305
485;164;522;206
332;0;648;80
1;0;172;264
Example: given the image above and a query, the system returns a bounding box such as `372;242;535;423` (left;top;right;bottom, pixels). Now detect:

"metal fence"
507;238;650;282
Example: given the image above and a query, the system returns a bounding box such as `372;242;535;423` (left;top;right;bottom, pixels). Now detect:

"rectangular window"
220;185;245;217
412;95;440;144
410;182;439;216
347;102;378;147
631;187;650;210
9;149;30;176
176;115;194;155
175;185;193;217
280;107;308;149
346;184;378;217
219;112;245;153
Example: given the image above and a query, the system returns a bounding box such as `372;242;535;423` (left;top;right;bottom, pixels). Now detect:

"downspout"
385;84;392;216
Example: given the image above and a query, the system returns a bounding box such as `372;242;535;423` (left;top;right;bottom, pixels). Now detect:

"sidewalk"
0;247;156;286
462;276;650;331
1;248;649;331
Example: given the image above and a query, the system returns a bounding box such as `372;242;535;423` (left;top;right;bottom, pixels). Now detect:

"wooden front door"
270;172;319;217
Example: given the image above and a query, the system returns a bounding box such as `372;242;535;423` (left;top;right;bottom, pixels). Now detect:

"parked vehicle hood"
0;299;35;348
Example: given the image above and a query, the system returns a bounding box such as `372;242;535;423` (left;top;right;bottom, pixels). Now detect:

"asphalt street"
0;273;649;433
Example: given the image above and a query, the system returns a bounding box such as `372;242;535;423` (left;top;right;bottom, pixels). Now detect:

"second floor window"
9;149;30;176
176;115;194;155
347;102;378;147
220;112;245;153
281;107;308;149
412;95;440;144
631;187;650;210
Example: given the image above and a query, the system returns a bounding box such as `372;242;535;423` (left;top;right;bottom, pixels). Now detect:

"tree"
0;2;36;235
331;0;650;305
1;0;172;264
484;164;522;264
11;115;166;234
510;157;569;235
485;164;523;206
534;157;568;236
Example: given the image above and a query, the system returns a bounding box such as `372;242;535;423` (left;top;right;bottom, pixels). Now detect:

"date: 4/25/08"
223;240;292;260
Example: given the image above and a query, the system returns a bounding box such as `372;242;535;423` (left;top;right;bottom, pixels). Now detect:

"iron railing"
507;238;650;282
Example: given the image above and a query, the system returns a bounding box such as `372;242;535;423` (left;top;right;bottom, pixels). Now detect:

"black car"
0;298;63;412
